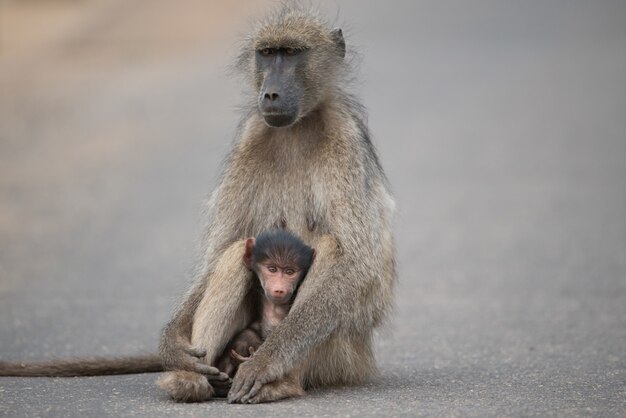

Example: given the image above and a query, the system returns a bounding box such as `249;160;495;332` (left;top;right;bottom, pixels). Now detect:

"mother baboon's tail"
0;354;162;377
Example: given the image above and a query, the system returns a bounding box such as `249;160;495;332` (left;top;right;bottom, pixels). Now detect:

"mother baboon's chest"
238;144;330;237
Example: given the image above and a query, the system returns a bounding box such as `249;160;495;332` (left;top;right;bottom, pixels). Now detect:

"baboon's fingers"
230;349;250;364
184;346;207;358
241;380;264;404
228;377;253;403
192;362;222;377
211;377;232;388
248;346;256;356
211;371;231;382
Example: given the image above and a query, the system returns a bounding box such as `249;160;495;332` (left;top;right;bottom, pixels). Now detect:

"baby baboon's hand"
229;346;257;366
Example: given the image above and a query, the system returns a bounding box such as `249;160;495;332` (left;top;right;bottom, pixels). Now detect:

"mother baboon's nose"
264;92;279;101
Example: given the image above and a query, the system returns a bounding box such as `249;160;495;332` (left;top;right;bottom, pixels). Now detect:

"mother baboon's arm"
159;182;245;375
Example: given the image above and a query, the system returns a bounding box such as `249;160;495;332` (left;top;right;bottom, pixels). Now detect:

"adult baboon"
0;3;395;404
158;4;396;404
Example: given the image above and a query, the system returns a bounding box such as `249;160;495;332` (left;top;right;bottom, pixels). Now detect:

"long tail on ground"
0;354;163;377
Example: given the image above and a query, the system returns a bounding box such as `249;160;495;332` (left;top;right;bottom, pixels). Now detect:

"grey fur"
158;3;395;404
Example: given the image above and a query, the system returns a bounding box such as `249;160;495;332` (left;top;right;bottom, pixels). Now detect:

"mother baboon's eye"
260;48;274;56
284;47;297;56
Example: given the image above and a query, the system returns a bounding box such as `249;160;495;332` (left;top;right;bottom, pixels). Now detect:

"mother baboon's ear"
331;28;346;58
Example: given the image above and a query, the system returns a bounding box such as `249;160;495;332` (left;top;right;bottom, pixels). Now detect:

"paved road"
1;1;625;416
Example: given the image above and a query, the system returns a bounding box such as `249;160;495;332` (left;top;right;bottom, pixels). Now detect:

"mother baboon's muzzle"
258;66;301;128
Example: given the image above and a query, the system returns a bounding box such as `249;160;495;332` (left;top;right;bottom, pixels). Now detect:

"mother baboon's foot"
157;370;214;402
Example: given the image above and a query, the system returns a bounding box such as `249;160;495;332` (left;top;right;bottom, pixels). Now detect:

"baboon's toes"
157;371;214;402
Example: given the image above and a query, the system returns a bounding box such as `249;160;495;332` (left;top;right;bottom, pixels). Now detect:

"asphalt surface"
1;1;625;417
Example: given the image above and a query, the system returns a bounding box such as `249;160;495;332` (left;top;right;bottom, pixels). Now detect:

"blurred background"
0;0;625;416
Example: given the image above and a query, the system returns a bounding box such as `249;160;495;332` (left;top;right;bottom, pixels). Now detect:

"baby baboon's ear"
331;28;346;58
244;238;255;268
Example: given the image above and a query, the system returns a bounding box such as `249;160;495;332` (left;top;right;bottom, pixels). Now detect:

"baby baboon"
215;229;315;379
159;3;396;405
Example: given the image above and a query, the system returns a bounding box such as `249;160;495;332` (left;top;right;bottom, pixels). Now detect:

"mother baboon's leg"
303;331;376;388
158;240;254;402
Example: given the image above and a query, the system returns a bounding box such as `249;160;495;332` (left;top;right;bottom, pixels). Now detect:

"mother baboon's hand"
227;355;280;403
160;334;230;384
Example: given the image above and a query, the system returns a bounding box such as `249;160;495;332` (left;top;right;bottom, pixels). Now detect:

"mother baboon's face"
255;46;309;128
250;22;345;128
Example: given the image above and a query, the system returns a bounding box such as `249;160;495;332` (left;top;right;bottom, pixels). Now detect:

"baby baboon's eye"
260;48;274;56
284;47;296;56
